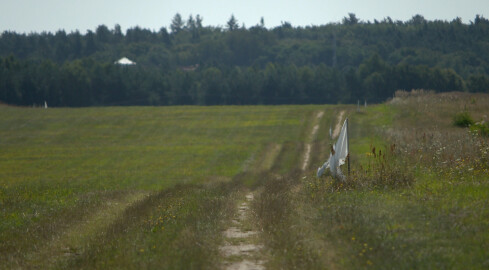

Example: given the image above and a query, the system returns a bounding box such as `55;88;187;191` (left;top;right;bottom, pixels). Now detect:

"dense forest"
1;13;489;106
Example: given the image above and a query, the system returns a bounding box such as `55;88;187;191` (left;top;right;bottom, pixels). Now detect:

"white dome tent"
114;57;136;65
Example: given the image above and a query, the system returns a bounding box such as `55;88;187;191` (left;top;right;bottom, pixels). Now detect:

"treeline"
3;54;487;106
1;14;489;106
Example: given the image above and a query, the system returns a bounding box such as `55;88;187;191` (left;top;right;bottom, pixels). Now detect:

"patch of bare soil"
220;192;265;270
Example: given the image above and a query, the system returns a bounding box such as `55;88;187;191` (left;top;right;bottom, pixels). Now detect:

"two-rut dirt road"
218;109;346;269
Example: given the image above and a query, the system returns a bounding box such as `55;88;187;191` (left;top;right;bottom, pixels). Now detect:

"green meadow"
0;105;321;268
1;92;489;269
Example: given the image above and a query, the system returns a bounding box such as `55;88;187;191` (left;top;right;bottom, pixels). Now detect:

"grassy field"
1;92;489;269
253;91;489;269
0;105;324;268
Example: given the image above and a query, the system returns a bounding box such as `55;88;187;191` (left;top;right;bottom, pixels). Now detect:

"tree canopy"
1;14;489;107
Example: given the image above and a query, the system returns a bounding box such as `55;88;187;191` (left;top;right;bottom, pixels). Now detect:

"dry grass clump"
347;146;415;189
389;127;489;178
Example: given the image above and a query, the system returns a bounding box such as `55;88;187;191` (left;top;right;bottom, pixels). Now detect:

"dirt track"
332;110;345;138
302;111;325;171
220;192;265;270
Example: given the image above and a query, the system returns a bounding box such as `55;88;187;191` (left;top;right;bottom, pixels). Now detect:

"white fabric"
317;118;348;180
316;158;328;177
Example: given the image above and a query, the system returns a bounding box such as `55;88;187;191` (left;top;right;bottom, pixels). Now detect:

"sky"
1;0;488;34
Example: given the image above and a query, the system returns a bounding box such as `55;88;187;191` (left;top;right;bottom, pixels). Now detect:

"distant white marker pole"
347;118;350;176
44;101;48;109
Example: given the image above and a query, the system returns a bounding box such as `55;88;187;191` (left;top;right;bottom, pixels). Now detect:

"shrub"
453;111;474;127
470;122;489;137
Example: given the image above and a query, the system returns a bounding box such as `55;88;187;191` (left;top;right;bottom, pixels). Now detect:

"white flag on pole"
317;118;349;180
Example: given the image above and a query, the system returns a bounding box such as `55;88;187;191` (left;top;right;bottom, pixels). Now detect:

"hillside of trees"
1;13;489;107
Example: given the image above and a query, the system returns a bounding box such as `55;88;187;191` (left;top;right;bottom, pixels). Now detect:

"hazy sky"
1;0;488;33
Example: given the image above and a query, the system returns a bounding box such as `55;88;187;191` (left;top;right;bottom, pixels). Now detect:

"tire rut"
332;110;345;138
23;191;150;268
220;192;265;270
302;111;325;171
